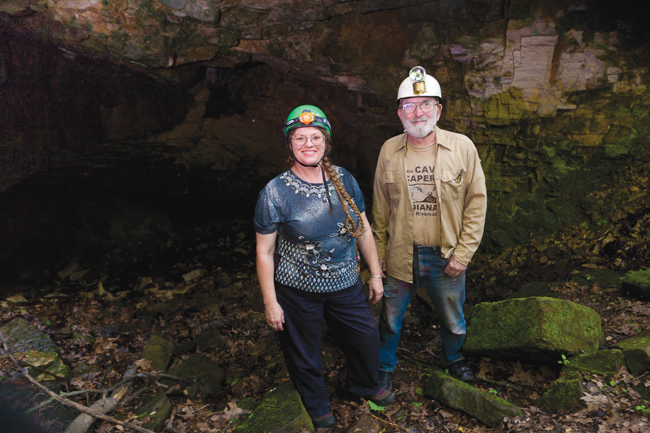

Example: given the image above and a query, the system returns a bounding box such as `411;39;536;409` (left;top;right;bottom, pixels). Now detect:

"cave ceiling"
1;0;649;258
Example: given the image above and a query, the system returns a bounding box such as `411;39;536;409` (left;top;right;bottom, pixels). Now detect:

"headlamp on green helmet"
283;105;332;138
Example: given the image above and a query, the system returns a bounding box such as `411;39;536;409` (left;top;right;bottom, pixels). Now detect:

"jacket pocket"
383;170;403;200
440;169;465;203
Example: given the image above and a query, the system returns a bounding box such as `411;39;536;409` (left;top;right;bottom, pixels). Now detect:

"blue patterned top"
254;166;365;293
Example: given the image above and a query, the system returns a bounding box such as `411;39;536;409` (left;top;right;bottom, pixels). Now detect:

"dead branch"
62;364;140;433
0;328;154;433
475;377;527;391
21;369;154;433
365;412;412;432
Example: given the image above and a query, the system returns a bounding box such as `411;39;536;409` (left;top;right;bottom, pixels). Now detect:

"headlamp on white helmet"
397;66;442;102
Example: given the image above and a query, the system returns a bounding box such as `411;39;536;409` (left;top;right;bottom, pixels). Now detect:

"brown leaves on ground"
2;217;650;432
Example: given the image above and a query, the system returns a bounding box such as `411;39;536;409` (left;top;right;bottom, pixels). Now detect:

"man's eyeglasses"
401;101;438;114
291;135;325;146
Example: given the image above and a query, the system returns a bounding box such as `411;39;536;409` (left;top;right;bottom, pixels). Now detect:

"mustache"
410;116;429;123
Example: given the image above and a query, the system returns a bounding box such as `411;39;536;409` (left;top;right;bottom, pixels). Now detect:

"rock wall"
0;0;648;264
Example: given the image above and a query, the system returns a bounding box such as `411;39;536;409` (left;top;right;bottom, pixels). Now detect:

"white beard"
403;114;437;139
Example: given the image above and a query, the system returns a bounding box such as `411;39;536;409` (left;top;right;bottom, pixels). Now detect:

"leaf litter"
0;188;649;433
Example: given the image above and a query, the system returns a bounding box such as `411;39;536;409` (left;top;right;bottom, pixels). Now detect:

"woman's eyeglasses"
291;135;325;146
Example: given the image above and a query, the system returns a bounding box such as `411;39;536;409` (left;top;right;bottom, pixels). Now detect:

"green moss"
142;335;174;371
22;351;71;381
234;382;312;432
622;269;650;301
537;371;584;413
424;370;522;427
136;393;172;432
465;297;603;361
481;89;532;126
563;350;626;375
614;331;650;374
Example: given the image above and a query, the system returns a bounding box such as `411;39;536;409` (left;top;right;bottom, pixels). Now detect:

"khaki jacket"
371;127;487;283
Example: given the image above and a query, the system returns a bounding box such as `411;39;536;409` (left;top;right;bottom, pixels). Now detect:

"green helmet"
283;105;332;138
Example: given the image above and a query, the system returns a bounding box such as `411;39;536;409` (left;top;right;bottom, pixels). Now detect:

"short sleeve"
342;168;365;214
254;187;280;234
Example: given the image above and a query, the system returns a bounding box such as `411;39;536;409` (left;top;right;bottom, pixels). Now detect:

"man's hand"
444;256;466;277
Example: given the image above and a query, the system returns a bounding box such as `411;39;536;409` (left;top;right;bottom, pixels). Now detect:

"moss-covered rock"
22;350;71;381
71;362;101;379
622;269;650;301
465;297;604;362
506;281;561;299
234;381;312;432
424;370;522;427
570;269;624;290
0;317;58;354
136;393;172;433
163;356;225;397
0;318;70;381
143;334;175;370
614;331;650;374
175;329;225;354
537;371;584;413
562;350;626;375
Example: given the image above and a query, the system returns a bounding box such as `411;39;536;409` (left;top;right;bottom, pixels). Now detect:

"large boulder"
424;370;522;427
465;297;604;362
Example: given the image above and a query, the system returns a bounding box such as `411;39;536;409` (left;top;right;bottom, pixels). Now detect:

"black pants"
275;278;380;418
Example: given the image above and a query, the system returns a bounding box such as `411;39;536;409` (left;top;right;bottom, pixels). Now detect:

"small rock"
164;356;225;397
182;268;207;285
136;392;172;433
143;334;175;371
71;363;101;380
92;323;120;338
614;331;650;374
537;371;584;413
233;381;311;432
622;269;650;301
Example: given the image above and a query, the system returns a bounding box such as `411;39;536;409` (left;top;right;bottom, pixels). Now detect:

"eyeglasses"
291;135;325;146
401;101;438;114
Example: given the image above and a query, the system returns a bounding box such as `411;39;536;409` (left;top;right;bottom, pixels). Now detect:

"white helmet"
397;66;442;101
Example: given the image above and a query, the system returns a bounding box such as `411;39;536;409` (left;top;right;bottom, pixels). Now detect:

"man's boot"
379;370;393;391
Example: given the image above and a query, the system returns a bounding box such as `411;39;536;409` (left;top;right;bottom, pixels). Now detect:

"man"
372;68;487;388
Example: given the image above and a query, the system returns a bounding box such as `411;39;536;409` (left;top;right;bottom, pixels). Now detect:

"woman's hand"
265;301;285;331
367;277;384;305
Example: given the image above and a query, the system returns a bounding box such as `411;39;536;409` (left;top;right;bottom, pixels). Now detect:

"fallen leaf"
224;401;246;420
6;294;27;303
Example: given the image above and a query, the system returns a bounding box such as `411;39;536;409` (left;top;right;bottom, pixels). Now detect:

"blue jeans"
379;246;467;371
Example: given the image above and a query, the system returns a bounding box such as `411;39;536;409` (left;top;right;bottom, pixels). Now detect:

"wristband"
370;275;383;279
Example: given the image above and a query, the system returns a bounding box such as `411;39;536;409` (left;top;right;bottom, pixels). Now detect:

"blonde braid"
321;158;365;271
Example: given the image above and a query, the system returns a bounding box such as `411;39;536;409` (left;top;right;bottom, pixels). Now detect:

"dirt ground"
1;213;649;433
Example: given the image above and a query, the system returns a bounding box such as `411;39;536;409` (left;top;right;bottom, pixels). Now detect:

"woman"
254;105;394;428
